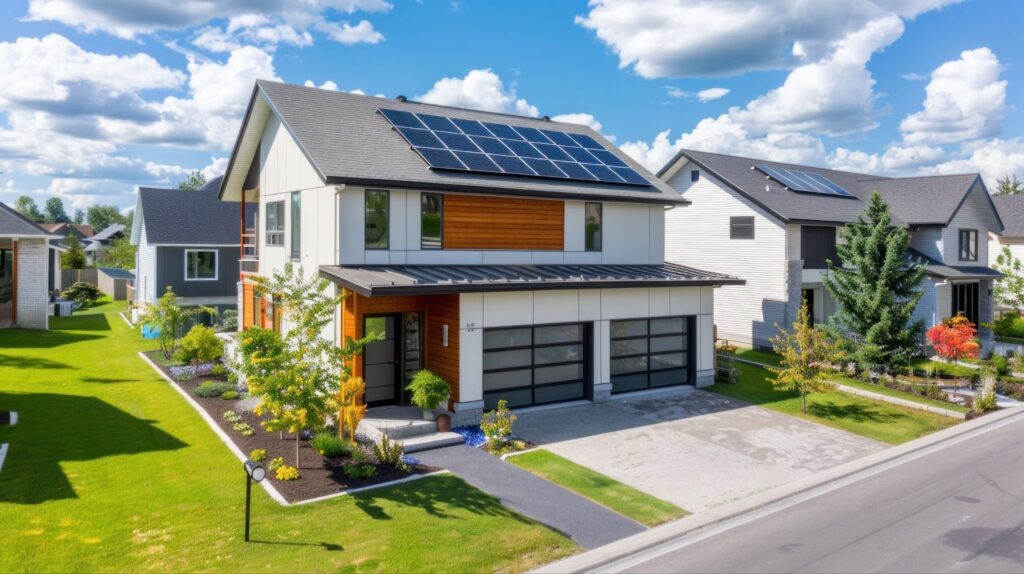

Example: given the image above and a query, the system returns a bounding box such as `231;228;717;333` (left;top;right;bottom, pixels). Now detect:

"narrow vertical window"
421;192;443;249
290;192;301;260
365;189;389;250
265;201;285;246
585;202;602;251
958;229;977;261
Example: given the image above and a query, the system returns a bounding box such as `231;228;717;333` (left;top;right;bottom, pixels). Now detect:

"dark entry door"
363;314;401;406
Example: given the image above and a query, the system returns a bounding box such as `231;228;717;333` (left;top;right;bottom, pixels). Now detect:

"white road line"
596;411;1024;573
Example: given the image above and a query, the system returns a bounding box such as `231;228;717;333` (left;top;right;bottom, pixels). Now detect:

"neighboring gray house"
130;176;248;314
84;223;125;264
0;201;54;330
660;149;1004;349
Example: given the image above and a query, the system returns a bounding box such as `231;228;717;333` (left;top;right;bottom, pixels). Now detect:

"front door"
363;314;401;406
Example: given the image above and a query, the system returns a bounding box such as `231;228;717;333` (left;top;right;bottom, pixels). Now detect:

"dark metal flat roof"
319;263;744;296
908;249;1004;281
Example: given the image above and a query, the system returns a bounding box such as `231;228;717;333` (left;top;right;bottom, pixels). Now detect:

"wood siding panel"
242;283;254;328
340;290;461;404
443;194;564;250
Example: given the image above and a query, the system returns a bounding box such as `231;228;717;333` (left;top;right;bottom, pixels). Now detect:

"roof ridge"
0;200;51;236
680;148;884;180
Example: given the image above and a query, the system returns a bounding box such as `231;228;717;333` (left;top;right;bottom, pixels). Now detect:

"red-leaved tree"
927;315;980;393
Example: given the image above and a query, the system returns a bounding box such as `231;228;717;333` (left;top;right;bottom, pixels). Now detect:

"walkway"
416;444;645;549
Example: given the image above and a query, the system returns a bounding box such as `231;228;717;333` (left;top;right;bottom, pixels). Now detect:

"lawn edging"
535;405;1024;574
0;443;7;474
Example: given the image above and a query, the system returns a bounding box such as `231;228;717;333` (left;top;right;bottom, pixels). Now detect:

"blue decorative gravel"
451;425;487;447
401;454;421;466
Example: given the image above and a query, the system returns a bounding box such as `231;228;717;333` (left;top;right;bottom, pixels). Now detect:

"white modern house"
660;149;1003;349
218;80;741;424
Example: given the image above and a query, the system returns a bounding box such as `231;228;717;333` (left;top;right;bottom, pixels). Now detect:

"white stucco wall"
15;237;48;330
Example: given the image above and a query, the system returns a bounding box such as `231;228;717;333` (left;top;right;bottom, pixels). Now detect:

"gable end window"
730;216;754;240
585;202;602;251
290;192;301;260
421;192;443;249
185;249;217;281
690;170;700;182
958;229;977;261
365;189;390;250
265;201;285;246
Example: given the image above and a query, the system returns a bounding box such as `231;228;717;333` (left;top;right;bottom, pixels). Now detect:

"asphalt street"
599;411;1024;573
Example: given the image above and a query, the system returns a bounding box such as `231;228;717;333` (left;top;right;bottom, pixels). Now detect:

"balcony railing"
240;258;259;274
240;228;258;275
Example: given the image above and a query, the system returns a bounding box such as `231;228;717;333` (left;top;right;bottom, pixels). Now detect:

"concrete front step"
398;432;465;453
360;406;440;439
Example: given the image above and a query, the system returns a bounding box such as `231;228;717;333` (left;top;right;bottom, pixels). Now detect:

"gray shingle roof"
139;176;250;245
0;201;50;237
993;195;1024;237
90;223;125;241
319;262;743;296
665;149;989;226
248;80;684;205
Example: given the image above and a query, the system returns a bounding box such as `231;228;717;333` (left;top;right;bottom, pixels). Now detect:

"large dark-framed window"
952;282;979;325
365;189;389;250
421;192;443;249
481;322;590;410
184;249;217;281
265;201;285;246
730;216;754;240
959;229;978;261
585;202;602;251
610;316;693;394
290;191;301;260
801;225;839;269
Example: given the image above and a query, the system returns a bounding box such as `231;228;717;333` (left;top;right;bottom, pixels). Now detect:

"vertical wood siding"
443;194;564;250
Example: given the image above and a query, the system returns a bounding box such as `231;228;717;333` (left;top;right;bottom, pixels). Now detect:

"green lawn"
508;450;687;527
730;348;783;368
708;363;959;444
0;302;575;572
910;358;979;378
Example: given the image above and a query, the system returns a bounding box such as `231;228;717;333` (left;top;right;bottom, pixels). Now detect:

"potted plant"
407;369;449;421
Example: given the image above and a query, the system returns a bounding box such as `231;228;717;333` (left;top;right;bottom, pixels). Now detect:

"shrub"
990;355;1010;377
222;410;242;423
992;311;1024;339
60;281;102;307
275;465;301;481
716;340;738;354
194;381;233;398
406;369;449;411
220;309;238;331
344;463;377;479
338;377;367;443
310;432;352;458
268;457;285;472
221;390;239;400
372;434;407;471
238;327;284;379
210;363;228;377
175;325;224;368
480;400;516;447
249;449;267;462
232;422;255;436
227;371;239;386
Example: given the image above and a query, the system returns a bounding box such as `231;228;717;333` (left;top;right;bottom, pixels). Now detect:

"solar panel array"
379;108;650;187
755;165;853;197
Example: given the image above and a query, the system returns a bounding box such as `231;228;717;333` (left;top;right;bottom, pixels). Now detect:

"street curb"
532;404;1024;573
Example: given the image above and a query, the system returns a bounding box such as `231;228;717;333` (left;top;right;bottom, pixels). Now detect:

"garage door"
482;322;590;410
610;316;693;394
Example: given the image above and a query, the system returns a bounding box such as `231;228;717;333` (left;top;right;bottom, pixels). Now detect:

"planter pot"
422;408;435;421
436;413;452;433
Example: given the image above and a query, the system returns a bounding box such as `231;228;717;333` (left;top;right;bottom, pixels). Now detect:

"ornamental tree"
823;190;926;376
769;302;842;414
141;287;213;360
993;245;1024;314
927;315;980;366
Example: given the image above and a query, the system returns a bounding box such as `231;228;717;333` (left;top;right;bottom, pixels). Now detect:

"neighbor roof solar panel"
378;108;650;187
755;165;853;197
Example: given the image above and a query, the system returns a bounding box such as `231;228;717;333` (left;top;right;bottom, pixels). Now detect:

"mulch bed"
144;351;438;503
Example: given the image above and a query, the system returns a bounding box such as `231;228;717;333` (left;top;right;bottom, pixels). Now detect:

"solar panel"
755;165;853;197
378;108;650;186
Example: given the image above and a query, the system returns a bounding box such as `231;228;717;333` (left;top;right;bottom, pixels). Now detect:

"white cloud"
665;86;689;99
901;72;927;81
551;113;603;134
316;20;384;45
575;0;959;78
201;156;229;180
922;139;1024;186
899;47;1007;145
828;144;946;174
417;69;539;117
696;87;729;102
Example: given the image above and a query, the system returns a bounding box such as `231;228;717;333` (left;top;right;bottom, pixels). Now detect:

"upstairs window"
365;189;389;250
690;170;700;182
421;192;443;249
265;201;284;246
290;192;301;260
801;226;839;269
959;229;977;261
585;202;602;251
730;216;754;240
185;249;217;281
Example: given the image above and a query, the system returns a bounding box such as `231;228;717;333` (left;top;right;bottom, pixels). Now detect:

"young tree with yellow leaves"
769;302;842;414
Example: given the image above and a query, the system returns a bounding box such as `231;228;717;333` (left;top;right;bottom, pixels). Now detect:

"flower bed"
144;350;438;503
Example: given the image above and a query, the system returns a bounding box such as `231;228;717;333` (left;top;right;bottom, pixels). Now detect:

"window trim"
958;228;978;262
730;216;755;240
420;192;444;250
585;202;602;252
184;249;218;282
265;200;285;247
290;191;301;261
365;189;390;251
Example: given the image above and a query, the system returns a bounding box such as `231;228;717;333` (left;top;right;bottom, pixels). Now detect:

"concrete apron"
532;405;1024;574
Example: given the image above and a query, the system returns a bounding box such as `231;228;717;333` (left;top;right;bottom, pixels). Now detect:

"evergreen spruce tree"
822;190;926;375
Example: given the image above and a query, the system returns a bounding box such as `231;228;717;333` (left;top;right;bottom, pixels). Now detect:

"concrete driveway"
514;387;886;513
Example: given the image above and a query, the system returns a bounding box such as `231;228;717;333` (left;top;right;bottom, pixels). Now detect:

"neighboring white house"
0;201;54;330
217;80;741;424
84;223;125;265
660;149;1003;349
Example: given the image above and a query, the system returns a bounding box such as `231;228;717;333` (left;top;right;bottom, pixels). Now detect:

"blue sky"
0;0;1021;213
